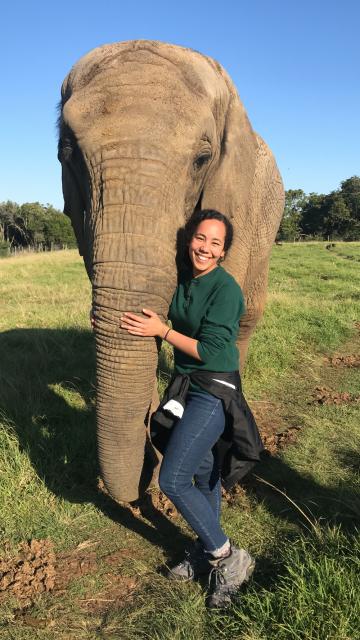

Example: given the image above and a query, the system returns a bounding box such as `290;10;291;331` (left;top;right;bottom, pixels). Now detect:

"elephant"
57;40;285;504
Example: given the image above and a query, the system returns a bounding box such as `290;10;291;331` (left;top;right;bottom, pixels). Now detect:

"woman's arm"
120;309;202;361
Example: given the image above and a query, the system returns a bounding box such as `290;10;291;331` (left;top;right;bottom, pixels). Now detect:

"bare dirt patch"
0;538;139;614
123;490;178;520
79;573;137;614
222;483;249;506
0;539;55;607
98;476;178;519
148;489;178;518
261;425;301;454
311;386;360;405
327;354;360;367
53;540;99;594
251;400;301;455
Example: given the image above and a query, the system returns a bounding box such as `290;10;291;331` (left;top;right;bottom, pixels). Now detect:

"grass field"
0;243;360;639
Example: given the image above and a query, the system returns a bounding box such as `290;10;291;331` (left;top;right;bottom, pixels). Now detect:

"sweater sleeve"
196;282;245;363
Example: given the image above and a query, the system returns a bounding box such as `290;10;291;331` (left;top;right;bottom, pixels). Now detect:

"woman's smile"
195;253;210;262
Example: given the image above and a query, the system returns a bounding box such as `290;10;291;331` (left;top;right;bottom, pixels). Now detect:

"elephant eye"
193;152;212;170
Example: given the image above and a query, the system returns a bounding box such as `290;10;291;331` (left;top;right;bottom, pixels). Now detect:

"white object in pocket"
163;399;184;418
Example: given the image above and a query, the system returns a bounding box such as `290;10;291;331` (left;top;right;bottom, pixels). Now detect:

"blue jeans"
159;391;228;551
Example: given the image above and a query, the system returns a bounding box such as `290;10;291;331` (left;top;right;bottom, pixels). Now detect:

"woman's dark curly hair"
184;209;234;253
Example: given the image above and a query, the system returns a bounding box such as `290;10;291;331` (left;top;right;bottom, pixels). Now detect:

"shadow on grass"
245;450;360;535
0;328;189;557
0;328;359;565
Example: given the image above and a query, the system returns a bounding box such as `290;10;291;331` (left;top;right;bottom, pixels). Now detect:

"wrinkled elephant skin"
57;40;284;502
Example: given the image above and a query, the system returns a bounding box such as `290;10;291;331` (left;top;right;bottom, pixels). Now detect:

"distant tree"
17;202;47;247
0;201;76;250
44;212;77;248
339;176;360;221
0;200;20;244
277;176;360;241
299;193;327;237
277;189;307;240
320;178;360;239
323;194;351;238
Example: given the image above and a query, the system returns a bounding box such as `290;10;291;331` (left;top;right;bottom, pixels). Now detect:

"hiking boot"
207;544;255;608
166;539;211;581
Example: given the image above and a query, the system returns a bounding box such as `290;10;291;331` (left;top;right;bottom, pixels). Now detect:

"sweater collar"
188;265;221;284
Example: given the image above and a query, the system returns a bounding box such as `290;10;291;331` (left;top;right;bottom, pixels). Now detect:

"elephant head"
58;40;284;503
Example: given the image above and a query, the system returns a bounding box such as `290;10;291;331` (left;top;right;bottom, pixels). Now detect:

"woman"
120;209;256;608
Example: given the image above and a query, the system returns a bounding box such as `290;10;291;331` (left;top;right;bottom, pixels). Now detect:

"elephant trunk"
95;322;158;502
90;174;178;501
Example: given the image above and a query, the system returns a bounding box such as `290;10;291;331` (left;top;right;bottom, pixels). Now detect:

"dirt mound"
149;490;178;518
0;539;55;606
251;400;300;455
222;483;249;506
0;539;101;607
128;490;179;521
0;538;139;613
327;354;360;367
311;386;360;405
261;425;301;454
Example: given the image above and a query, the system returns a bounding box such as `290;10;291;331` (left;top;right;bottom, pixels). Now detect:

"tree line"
0;201;76;256
1;176;359;258
277;176;360;241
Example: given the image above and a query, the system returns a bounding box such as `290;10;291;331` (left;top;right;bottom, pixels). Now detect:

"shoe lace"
208;563;227;591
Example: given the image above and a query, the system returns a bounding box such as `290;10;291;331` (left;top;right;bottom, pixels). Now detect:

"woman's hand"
120;308;168;338
112;307;200;360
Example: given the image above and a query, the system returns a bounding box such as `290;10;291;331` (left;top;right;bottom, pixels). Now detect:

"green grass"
0;244;359;639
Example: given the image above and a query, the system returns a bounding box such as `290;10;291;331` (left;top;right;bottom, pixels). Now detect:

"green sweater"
168;265;245;391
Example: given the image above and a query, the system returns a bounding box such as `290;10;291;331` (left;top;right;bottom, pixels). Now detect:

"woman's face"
188;218;226;277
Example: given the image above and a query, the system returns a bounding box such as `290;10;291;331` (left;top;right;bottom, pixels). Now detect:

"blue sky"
1;0;359;209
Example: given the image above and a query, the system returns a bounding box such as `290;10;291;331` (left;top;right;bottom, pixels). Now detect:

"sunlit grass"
0;244;359;638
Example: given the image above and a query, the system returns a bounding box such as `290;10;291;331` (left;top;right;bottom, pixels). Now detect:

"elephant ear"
202;76;284;285
201;74;284;365
201;81;258;267
61;162;84;245
58;125;92;279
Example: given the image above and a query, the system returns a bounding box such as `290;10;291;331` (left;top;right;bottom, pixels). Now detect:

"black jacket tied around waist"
150;370;264;490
